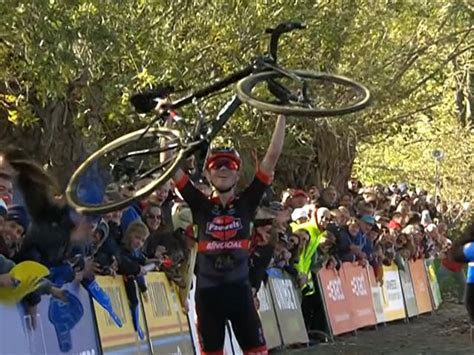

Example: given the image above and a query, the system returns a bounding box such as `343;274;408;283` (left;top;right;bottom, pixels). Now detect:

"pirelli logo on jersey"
198;240;250;252
206;216;243;240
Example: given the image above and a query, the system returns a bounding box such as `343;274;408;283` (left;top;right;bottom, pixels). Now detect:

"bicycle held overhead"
65;21;371;215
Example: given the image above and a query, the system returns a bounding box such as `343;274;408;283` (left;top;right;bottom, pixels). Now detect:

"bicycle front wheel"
236;70;371;117
66;127;185;215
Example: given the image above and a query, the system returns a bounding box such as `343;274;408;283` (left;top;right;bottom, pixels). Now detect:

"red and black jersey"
176;170;271;289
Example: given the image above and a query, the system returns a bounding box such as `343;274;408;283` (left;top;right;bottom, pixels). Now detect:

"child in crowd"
1;205;30;258
119;220;154;339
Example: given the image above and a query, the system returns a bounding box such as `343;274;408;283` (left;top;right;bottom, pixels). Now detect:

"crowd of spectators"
0;147;471;337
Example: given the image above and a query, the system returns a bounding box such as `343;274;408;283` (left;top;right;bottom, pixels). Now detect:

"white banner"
383;270;405;312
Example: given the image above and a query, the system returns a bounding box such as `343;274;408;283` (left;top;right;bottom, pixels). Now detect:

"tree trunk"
275;122;357;193
0;99;86;189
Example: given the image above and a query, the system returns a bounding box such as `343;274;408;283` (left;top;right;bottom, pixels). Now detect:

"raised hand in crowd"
0;272;16;288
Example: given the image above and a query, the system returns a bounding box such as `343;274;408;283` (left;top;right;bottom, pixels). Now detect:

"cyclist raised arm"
163;109;286;355
171;114;285;198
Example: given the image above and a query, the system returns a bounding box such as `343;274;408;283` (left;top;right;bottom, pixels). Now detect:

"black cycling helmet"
204;146;242;170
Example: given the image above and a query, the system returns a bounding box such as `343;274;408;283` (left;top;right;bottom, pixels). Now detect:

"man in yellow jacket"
291;207;333;332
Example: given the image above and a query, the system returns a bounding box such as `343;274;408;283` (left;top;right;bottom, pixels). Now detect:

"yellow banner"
381;264;406;322
94;276;145;350
143;272;189;338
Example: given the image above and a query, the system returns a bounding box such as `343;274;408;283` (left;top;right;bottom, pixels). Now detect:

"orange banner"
341;263;377;329
409;259;433;314
318;268;355;335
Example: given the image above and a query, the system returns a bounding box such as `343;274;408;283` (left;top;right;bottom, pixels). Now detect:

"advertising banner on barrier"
267;268;309;345
94;276;148;354
409;260;433;315
0;303;30;354
425;261;442;309
28;282;100;354
342;263;377;329
318;268;355;335
143;272;194;354
366;266;385;324
397;259;419;318
381;264;406;322
257;283;282;349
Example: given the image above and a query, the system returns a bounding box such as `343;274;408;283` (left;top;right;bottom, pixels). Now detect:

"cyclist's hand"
153;97;171;115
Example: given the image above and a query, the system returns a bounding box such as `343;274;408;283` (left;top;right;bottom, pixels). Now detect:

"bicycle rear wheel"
66;127;185;215
236;70;371;117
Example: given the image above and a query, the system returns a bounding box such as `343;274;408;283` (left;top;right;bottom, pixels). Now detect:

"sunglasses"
147;213;161;220
207;158;239;171
254;218;274;227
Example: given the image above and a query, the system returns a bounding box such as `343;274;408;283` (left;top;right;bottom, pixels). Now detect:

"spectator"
308;186;320;204
355;215;377;267
339;194;354;211
291;208;309;225
118;220;152;339
249;207;277;300
148;180;174;231
284;189;308;210
0;173;13;206
347;178;361;197
330;218;356;263
338;206;351;224
91;220;119;276
143;204;162;233
318;186;338;209
2;205;30;258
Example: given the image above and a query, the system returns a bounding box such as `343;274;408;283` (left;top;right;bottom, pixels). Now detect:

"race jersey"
175;170;271;289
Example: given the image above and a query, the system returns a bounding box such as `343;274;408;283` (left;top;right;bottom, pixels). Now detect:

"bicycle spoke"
116;141;180;161
137;155;176;181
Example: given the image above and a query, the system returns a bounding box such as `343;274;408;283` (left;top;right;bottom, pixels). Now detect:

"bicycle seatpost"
266;21;306;62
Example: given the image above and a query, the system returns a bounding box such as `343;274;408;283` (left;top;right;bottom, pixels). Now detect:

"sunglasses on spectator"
146;213;161;220
207;158;239;171
254;219;274;227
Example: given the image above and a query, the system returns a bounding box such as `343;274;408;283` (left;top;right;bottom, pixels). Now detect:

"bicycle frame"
120;22;308;176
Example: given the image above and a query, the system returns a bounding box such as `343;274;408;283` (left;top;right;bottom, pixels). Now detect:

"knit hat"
6;205;30;231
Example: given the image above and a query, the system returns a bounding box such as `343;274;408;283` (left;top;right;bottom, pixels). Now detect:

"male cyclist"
169;114;285;355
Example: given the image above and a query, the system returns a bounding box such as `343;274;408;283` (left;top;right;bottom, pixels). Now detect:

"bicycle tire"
236;69;371;117
66;127;186;215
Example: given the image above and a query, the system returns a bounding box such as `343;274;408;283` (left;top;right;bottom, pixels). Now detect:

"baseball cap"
291;189;308;199
291;208;309;221
360;215;375;226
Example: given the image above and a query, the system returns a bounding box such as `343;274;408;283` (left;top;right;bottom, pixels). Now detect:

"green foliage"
0;0;472;192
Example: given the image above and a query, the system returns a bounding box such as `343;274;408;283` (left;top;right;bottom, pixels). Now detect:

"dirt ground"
278;301;473;355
